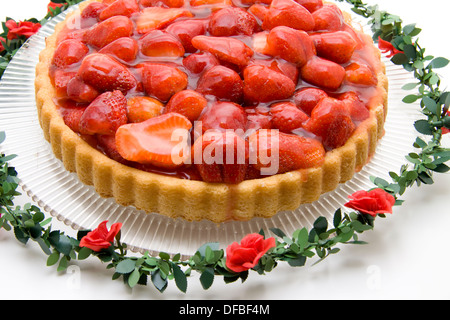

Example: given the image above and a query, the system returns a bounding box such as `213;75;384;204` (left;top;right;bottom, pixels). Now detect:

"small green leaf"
115;259;136;274
402;94;419;104
128;268;141;288
47;252;60;266
172;263;188;293
313;216;328;235
200;267;215;290
429;57;449;69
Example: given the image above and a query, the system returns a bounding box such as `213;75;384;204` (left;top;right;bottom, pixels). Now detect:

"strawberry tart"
35;0;388;222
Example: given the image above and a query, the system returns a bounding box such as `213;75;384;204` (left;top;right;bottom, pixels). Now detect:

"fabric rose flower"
48;1;66;16
344;188;396;217
5;19;41;40
0;37;6;52
377;36;402;58
79;220;122;252
226;233;276;273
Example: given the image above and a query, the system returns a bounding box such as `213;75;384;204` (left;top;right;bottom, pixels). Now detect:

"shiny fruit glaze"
50;0;383;184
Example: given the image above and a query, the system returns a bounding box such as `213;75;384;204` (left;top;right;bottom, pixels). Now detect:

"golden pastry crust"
35;0;388;223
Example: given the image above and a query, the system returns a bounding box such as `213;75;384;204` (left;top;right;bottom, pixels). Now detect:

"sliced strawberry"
303;97;355;149
209;7;257;36
293;87;328;115
140;0;186;8
79;90;128;135
248;130;325;175
78;53;137;93
338;91;370;122
295;0;323;12
83;16;134;48
140;30;185;58
266;26;316;66
193;131;249;184
182;52;220;74
197;101;247;133
262;0;315;31
99;0;139;21
312;4;344;31
99;37;138;62
248;58;299;83
190;0;232;7
165;19;207;53
300;56;345;90
133;7;193;34
245;105;273;132
51;39;89;69
243;64;295;104
247;4;269;24
127;96;164;123
60;104;87;133
196;65;244;103
115;113;193;169
96;134;130;165
191;35;254;67
252;31;272;56
310;31;357;64
345;62;378;86
141;63;188;102
270;101;309;132
81;2;107;20
164;90;208;123
66;76;100;103
50;68;76;97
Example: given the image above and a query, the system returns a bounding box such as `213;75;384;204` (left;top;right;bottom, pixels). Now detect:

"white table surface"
1;0;450;300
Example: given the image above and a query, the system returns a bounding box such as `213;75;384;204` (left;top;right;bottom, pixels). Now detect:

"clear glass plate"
0;5;421;257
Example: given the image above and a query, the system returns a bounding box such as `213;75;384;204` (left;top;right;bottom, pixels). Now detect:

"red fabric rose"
48;2;65;15
0;37;6;52
226;233;276;273
378;36;402;58
79;220;122;252
442;111;449;135
344;188;396;217
5;19;41;40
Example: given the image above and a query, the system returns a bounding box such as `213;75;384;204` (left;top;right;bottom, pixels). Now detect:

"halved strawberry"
99;0;140;21
165;19;207;53
247;4;269;24
251;31;272;56
66;76;100;103
192;131;249;184
51;39;89;69
300;56;346;90
345;62;378;86
293;87;328;115
141;63;188;102
141;0;186;7
209;7;257;36
164;90;208;123
312;4;344;31
338;91;370;122
99;37;138;62
133;7;193;34
248;129;325;175
140;30;185;58
81;2;107;20
51;69;77;96
115;113;193;169
296;0;323;12
197;101;247;133
60;104;87;133
79;90;128;135
245;105;273;132
270;101;309;132
243;64;295;103
182;52;220;74
266;26;316;66
96;134;131;165
191;35;254;67
127;96;164;123
78;53;137;93
83;16;134;48
262;0;315;31
196;65;244;103
303;97;355;149
310;31;357;64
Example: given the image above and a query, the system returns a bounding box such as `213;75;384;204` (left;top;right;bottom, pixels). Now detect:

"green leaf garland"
0;0;449;294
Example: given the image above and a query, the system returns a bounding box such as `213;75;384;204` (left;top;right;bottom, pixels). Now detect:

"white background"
0;0;450;300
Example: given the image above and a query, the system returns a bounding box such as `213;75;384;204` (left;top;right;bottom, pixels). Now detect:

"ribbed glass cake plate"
0;5;421;257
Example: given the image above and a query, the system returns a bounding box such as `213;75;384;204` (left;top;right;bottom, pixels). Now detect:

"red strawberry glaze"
51;0;385;183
